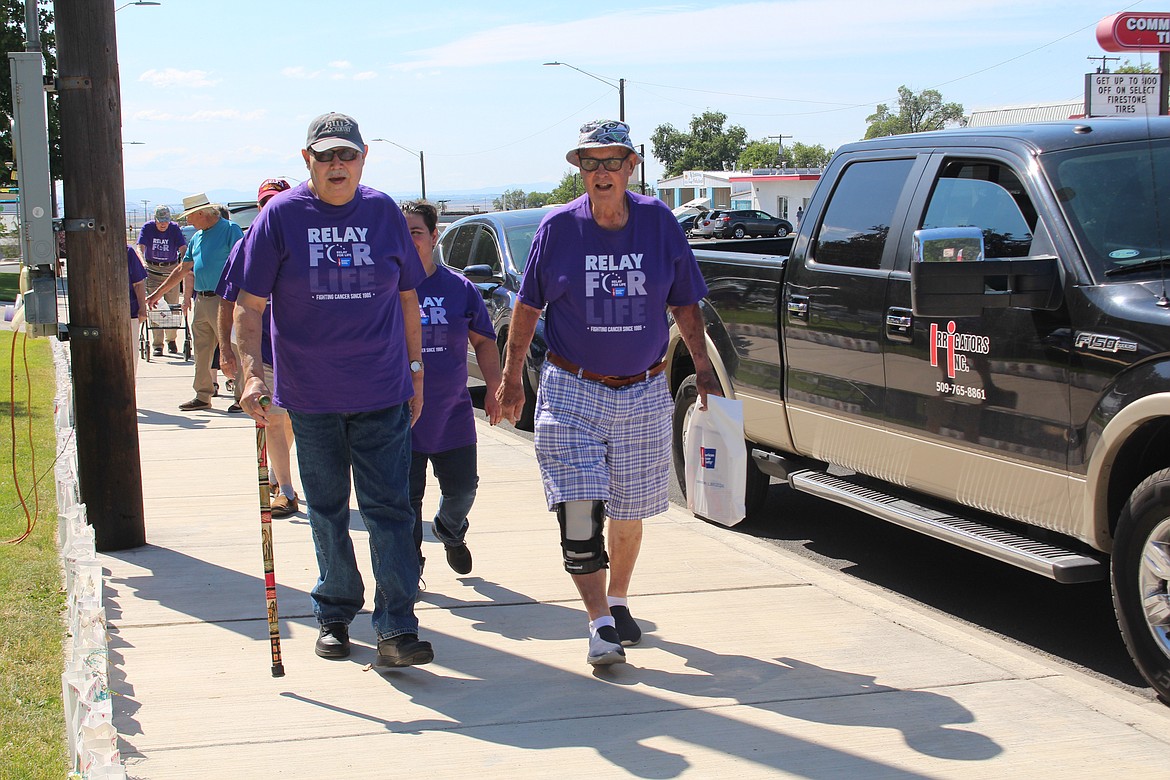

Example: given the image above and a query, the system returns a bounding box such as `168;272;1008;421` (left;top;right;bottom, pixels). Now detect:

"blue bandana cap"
566;120;641;166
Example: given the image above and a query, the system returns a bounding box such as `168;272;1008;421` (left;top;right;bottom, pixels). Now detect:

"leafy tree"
549;171;583;203
738;141;782;170
864;86;964;139
788;141;833;168
1116;60;1157;74
651;111;747;177
492;189;552;210
0;1;60;181
737;140;834;170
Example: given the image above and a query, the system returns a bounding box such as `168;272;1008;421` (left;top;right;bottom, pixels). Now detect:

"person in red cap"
214;178;300;516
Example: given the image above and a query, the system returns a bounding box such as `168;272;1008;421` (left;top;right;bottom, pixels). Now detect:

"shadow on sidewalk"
102;551;1000;777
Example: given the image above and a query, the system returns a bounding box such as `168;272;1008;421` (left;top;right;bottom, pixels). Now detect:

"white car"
691;209;727;239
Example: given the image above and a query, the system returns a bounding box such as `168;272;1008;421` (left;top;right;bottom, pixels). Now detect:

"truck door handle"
787;295;809;322
886;307;913;343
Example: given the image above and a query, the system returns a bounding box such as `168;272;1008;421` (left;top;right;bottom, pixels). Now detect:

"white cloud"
133;108;267;123
329;60;352;69
138;68;219;89
281;66;321;80
391;0;1023;71
353;71;378;81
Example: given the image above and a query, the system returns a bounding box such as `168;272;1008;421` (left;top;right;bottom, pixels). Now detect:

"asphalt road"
468;384;1153;702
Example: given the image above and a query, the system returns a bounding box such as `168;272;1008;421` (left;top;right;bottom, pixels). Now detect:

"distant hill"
126;181;559;212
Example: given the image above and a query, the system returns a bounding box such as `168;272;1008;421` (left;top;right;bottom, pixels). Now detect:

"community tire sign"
1090;12;1168;117
1097;12;1170;50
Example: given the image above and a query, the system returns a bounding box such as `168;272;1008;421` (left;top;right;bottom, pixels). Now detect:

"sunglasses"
309;147;362;163
579;154;630;172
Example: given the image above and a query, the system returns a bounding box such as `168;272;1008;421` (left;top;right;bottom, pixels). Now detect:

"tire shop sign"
1089;13;1169;117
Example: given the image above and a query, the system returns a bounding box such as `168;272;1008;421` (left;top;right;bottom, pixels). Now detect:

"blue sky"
112;0;1160;204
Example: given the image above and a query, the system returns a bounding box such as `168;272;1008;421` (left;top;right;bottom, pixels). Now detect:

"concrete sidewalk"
106;351;1170;778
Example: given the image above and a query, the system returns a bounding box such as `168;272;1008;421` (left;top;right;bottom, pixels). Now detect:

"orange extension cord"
4;327;41;545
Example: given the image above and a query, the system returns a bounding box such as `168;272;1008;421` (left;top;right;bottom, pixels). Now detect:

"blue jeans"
410;443;478;558
289;404;419;640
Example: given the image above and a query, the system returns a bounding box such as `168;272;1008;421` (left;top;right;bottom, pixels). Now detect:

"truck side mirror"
911;227;1062;316
913;227;985;264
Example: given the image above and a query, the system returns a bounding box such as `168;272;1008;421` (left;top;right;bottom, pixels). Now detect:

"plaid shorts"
533;362;672;520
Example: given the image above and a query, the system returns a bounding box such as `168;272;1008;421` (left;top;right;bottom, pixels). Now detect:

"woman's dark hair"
401;200;438;233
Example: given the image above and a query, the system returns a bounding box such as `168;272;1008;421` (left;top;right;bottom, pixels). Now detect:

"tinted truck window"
921;161;1035;258
813;158;914;269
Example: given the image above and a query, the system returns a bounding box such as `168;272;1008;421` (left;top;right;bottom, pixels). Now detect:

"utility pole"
1086;55;1120;73
54;1;146;550
767;134;793;168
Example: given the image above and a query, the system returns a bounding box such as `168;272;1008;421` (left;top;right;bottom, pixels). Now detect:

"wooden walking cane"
256;396;285;677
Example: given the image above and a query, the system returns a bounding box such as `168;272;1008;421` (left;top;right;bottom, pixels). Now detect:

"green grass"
0;332;67;778
0;271;20;304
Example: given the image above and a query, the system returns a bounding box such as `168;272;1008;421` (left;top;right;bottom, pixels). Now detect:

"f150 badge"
1074;332;1138;353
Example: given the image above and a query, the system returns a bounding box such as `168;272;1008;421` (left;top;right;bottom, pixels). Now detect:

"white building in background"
966;100;1086;127
658;168;821;222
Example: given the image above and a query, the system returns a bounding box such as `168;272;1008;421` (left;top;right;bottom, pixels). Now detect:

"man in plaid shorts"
497;120;720;666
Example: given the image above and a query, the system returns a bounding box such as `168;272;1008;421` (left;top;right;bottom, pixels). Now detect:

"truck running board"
787;470;1106;584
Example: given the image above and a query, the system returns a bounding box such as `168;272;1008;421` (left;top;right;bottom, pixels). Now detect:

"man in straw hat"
497;119;720;666
147;192;243;411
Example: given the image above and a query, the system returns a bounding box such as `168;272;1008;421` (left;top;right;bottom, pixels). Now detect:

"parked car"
225;201;260;231
677;213;699;237
691;209;728;239
711;209;794;239
436;206;556;430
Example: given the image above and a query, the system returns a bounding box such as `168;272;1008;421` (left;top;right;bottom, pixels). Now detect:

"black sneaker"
314;622;350;659
587;625;626;666
610;605;641;647
227;402;244;413
178;398;211;411
167;340;179;354
211;382;220;397
375;633;433;668
152;345;163;357
445;543;473;575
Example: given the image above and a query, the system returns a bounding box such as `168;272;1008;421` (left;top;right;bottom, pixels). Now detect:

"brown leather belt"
547;352;666;389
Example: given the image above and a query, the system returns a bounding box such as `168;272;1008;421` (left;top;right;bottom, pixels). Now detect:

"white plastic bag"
683;394;747;526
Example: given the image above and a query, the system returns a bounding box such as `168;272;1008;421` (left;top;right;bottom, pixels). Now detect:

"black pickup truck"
661;118;1170;701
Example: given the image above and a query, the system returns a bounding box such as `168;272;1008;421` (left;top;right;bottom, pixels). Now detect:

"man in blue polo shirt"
147;193;243;411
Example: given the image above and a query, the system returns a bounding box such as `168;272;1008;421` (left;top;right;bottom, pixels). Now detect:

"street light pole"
543;62;625;122
115;1;161;11
370;138;425;200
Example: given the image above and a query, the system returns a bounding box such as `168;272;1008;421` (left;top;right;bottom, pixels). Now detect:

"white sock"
280;484;296;499
589;616;616;637
268;469;277;486
607;596;627;609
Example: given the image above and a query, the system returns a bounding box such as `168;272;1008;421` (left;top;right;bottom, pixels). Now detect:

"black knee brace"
556;500;608;575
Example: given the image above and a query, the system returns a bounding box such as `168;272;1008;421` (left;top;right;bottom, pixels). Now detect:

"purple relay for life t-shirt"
411;264;496;454
237;183;425;414
518;191;708;377
136;221;186;263
218;239;274;366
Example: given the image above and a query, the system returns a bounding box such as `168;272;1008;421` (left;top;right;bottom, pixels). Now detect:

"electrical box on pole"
8;51;58;338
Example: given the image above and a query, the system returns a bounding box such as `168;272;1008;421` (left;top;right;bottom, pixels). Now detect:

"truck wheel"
732;226;747;239
671;375;770;518
1112;467;1170;703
